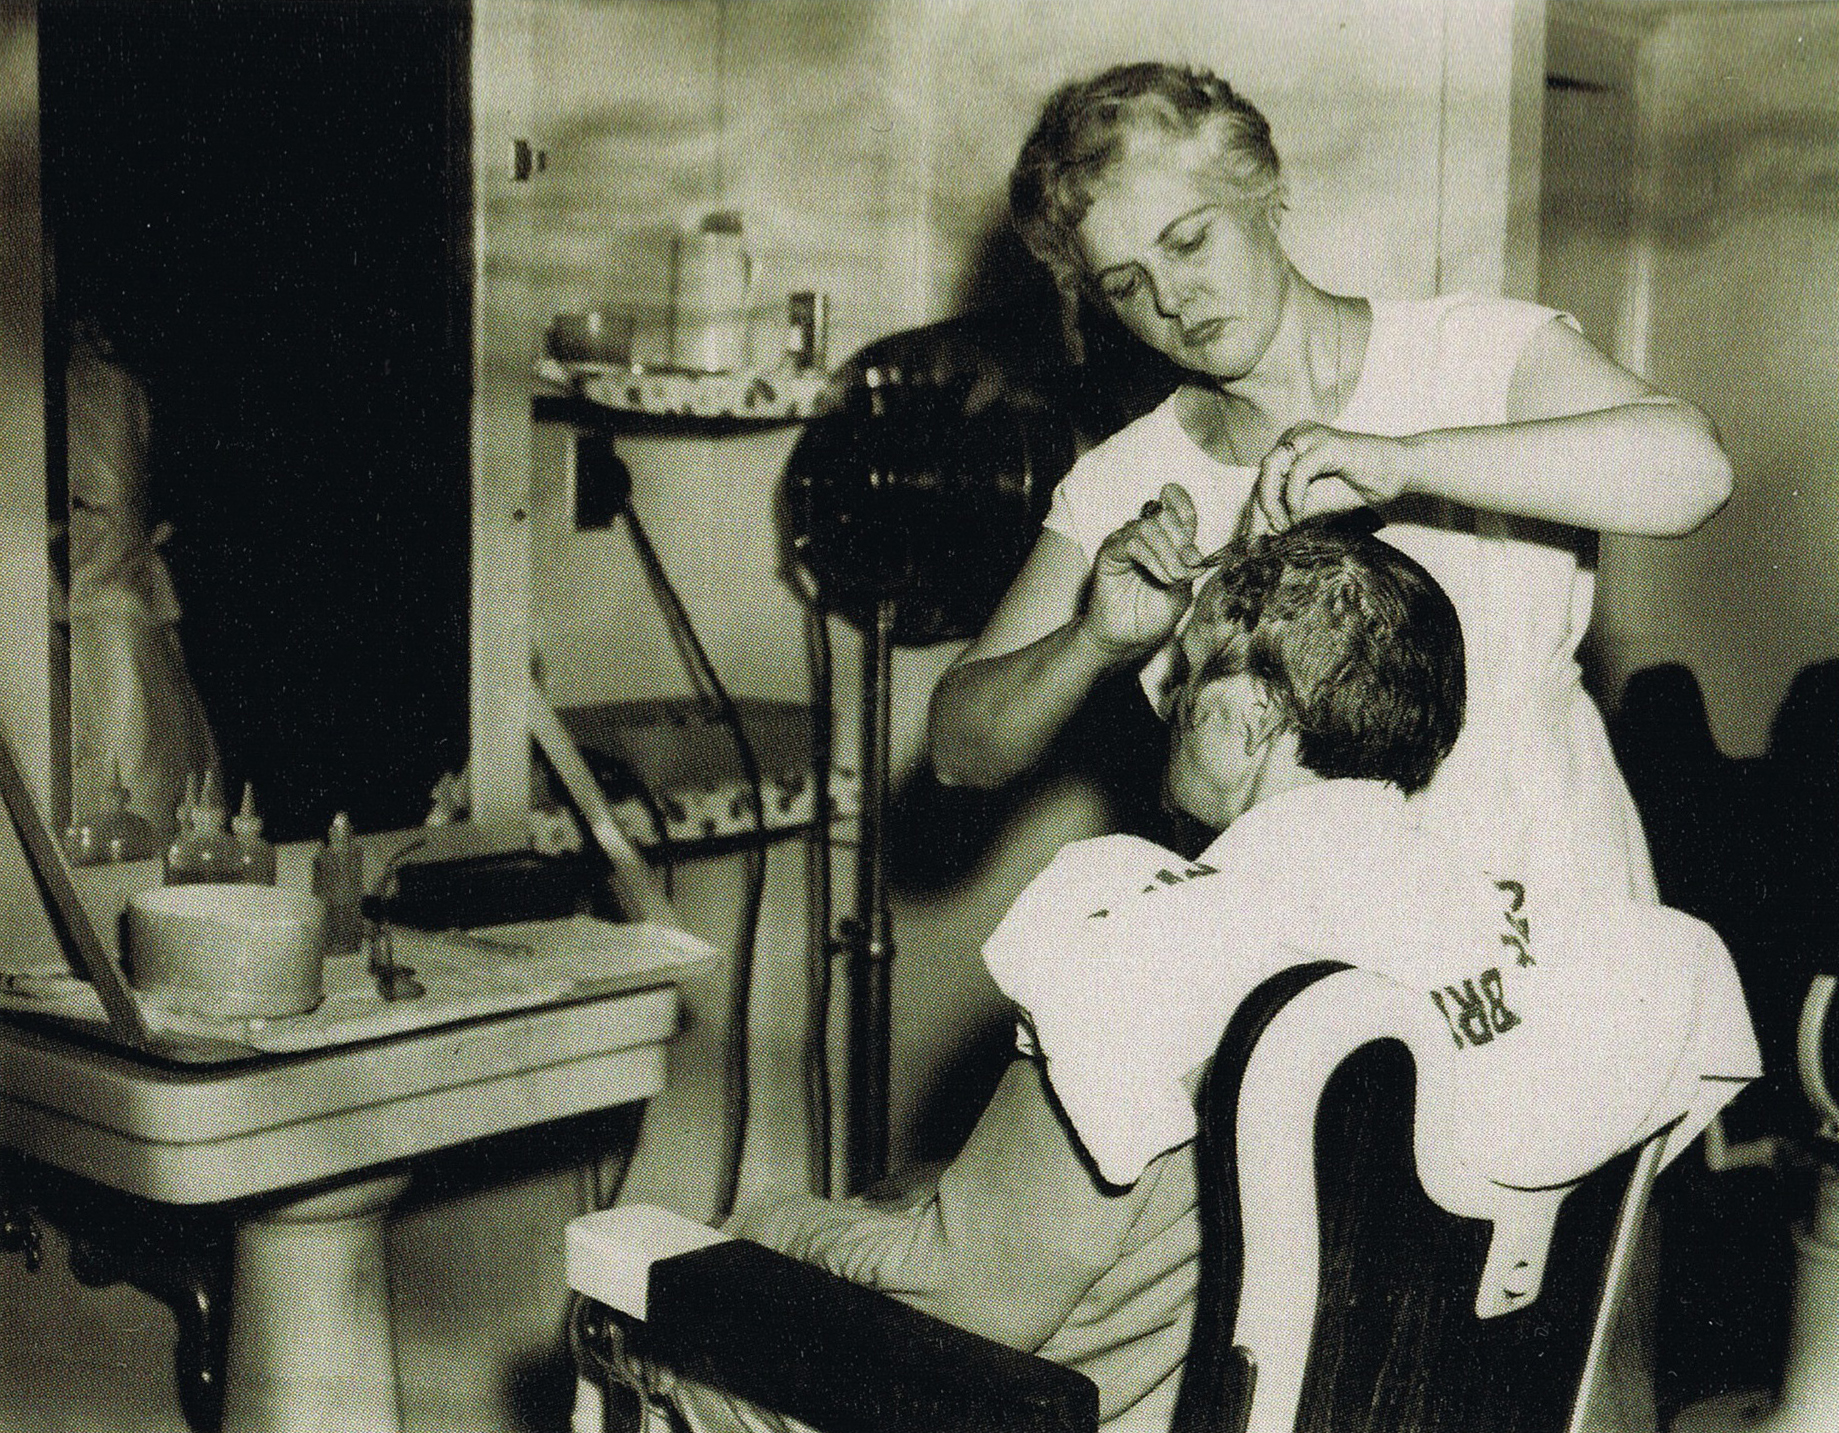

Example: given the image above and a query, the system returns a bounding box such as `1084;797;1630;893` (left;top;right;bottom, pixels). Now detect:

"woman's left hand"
1243;424;1407;536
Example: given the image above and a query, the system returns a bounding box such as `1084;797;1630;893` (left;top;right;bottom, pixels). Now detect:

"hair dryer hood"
783;379;1073;646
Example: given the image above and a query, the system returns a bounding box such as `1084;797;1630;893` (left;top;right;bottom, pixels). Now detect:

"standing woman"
929;62;1730;902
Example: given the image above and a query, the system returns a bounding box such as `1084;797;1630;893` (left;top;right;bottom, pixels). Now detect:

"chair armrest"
567;1205;1099;1433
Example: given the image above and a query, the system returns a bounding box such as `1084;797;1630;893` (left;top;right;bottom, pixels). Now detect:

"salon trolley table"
0;940;690;1433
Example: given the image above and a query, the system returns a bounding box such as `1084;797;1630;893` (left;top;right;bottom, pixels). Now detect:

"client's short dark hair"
1180;515;1465;794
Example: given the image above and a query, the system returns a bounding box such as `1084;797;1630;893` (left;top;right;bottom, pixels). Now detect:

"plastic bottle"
313;812;365;954
230;782;277;885
163;770;239;884
175;771;199;833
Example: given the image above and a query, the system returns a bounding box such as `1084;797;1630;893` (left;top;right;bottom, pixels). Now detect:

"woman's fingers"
1286;432;1347;518
1252;426;1400;531
1251;430;1304;533
1086;486;1210;652
1111;485;1203;584
1158;483;1205;567
1119;521;1187;585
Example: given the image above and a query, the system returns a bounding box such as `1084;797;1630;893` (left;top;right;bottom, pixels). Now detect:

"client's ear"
1243;683;1288;755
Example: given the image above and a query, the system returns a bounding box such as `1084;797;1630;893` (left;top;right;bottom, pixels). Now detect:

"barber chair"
565;958;1681;1433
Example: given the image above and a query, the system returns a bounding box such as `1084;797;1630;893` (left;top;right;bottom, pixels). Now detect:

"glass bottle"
313;811;365;953
163;770;239;884
231;782;277;884
65;758;157;865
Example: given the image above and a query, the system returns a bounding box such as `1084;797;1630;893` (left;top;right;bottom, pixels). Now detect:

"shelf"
537;356;830;422
560;697;859;853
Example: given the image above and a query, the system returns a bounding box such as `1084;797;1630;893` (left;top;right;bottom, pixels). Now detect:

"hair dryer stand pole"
840;596;896;1195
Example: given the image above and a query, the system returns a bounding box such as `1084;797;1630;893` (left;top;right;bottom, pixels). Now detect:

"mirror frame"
0;0;54;823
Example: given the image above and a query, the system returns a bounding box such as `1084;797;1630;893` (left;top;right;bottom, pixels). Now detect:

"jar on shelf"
669;210;753;373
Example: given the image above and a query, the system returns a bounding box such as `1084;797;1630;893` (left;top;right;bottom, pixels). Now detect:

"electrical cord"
621;499;768;1225
803;602;836;1198
572;1102;644;1213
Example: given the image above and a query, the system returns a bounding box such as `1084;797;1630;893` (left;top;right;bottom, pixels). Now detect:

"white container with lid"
127;884;327;1019
669;210;753;373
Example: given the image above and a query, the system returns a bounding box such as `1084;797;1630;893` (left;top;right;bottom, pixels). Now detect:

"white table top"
0;979;681;1204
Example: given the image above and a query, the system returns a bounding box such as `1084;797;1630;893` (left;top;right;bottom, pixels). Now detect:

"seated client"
621;516;1751;1433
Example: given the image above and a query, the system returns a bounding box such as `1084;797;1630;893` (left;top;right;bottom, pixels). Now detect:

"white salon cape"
983;779;1759;1194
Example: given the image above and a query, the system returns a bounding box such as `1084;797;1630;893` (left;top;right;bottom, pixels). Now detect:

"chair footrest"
567;1204;729;1319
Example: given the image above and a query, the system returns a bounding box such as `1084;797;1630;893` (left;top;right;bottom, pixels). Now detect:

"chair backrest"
1172;963;1668;1433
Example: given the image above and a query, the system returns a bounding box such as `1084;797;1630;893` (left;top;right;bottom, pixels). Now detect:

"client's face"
1163;666;1268;832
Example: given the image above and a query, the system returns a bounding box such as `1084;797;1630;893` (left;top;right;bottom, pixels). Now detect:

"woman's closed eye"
1160;205;1222;259
1099;268;1143;304
1164;222;1210;258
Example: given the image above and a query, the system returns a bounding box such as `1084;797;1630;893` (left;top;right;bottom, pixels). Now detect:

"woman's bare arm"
929;487;1206;788
1250;318;1733;538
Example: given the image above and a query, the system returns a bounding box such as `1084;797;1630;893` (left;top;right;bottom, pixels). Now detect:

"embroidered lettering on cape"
1494;877;1534;967
1431;968;1523;1049
1086;862;1221;918
1139;862;1219;895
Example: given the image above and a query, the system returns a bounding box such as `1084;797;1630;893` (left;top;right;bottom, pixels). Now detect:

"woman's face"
1075;130;1288;381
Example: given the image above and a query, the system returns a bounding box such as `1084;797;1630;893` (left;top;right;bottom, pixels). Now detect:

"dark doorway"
40;0;472;842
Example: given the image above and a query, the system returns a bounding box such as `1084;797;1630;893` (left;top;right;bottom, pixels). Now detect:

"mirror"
39;0;472;844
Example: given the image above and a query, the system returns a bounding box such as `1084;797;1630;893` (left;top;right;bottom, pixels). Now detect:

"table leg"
6;1151;234;1433
222;1171;412;1433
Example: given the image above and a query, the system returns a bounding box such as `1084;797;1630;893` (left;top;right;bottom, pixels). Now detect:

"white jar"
670;210;753;373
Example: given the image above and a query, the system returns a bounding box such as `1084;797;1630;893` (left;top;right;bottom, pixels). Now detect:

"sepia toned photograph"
0;2;1828;1431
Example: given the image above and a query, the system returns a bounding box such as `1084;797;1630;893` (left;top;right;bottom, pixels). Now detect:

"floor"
0;1170;590;1433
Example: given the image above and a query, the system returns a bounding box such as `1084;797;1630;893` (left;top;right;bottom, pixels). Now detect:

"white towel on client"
983;779;1759;1195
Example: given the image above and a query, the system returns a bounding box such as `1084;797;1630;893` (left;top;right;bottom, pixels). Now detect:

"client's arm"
731;1057;1152;1353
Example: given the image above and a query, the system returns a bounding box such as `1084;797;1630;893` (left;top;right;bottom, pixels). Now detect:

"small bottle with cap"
64;758;156;865
162;780;194;875
163;770;239;884
174;771;199;835
313;812;366;954
230;782;277;885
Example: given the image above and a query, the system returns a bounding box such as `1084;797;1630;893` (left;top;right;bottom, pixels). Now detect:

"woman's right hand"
1081;482;1206;655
